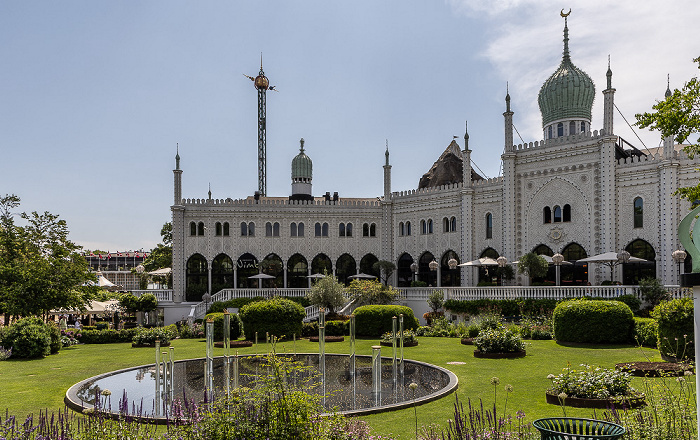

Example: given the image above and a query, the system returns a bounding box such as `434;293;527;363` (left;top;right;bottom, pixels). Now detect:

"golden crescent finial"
560;8;571;18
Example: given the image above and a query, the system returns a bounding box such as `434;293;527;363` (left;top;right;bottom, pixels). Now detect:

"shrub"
548;364;637;399
47;321;62;354
443;298;556;317
633;317;658;347
615;294;642;314
427;290;444;313
132;325;178;346
415;317;467;337
138;293;158;312
0;346;12;360
423;311;444;326
239;297;305;340
652;297;694;360
307;275;347;314
474;328;525;353
353;305;419;337
347;279;398;306
178;322;205;339
380;329;417;345
552;299;634;344
78;328;139;344
119;292;140;312
638;277;670;308
208;297;262;314
204;312;242;341
1;316;52;358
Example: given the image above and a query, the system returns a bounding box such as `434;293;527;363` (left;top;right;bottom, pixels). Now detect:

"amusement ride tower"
245;56;275;197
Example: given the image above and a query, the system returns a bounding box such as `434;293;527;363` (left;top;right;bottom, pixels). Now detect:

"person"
59;315;68;332
74;320;81;330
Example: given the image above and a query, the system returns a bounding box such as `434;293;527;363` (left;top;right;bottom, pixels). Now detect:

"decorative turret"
663;75;675;159
503;85;514;152
290;138;313;201
538;10;595;139
603;56;615;136
173;144;182;206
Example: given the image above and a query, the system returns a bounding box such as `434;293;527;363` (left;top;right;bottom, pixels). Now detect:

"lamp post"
496;256;507;286
616;250;631;284
410;262;418;284
673;249;687;280
429;259;439;286
552;253;564;286
202;292;212;316
448;257;458;287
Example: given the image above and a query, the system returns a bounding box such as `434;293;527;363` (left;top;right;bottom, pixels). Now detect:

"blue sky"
1;1;698;252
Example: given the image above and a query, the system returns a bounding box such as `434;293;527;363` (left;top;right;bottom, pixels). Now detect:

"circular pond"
66;353;458;422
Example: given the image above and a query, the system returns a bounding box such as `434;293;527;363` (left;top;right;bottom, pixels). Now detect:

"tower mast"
245;55;274;196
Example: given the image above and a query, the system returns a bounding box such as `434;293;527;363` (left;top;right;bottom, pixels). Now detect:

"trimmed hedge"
652;297;694;360
204;312;242;341
353;305;419;337
78;328;139;344
209;296;310;315
633;317;658;347
444;298;558;317
553;299;634;344
239;297;305;340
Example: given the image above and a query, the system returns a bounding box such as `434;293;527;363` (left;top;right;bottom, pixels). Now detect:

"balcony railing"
130;289;173;302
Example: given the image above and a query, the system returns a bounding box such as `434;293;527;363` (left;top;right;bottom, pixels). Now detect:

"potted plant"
545;364;646;408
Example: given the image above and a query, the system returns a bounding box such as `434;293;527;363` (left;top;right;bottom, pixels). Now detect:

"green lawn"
0;337;677;439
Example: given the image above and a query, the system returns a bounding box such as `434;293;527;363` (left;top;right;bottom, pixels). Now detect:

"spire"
464;120;470;150
208;183;211;200
300;137;305;153
606;55;612;90
175;143;180;170
666;74;672;98
260;52;264;74
385;139;390;166
505;82;511;112
561;9;572;64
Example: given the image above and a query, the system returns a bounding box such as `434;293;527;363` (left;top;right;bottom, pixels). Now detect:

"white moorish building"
168;15;700;308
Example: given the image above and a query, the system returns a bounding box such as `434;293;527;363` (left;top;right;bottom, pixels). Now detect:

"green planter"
533;417;625;440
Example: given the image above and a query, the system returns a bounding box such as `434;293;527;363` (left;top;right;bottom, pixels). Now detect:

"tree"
0;194;97;318
517;253;548;283
347;279;398;306
306;274;347;314
142;222;172;288
373;260;396;285
636;56;700;205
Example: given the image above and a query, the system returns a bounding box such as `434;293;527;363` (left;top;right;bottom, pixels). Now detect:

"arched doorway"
287;254;308;288
211;254;234;293
623;239;656;285
236;253;259;288
397;253;414;287
441;250;460;286
186;254;208;302
311;253;332;276
261;253;284;288
560;243;588;285
532;244;555;285
360;253;380;279
478;248;499;285
418;252;437;286
336;254;357;285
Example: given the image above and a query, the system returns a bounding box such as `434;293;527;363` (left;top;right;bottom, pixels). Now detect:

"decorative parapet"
180;198;382;207
510;129;606;152
391;182;464;199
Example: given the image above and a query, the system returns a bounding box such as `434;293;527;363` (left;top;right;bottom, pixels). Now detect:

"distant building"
84;251;149;291
168;14;700;305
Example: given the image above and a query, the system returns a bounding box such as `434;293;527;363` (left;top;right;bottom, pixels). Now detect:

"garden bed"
214;340;254;348
545;391;646;409
460;338;474;345
473;349;526;359
131;341;171;348
380;340;418;347
616;361;694;377
308;336;345;343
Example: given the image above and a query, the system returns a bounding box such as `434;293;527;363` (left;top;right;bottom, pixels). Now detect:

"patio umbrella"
578;252;648;282
458;257;499;267
348;273;377;279
249;273;276;289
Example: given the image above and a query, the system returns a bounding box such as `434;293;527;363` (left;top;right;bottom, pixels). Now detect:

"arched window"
397;253;414;287
339;223;346;237
623;239;656;284
240;222;248;236
223;222;229;236
561;242;588;285
248;222;255;236
421;220;427;235
273;222;280;237
557;122;564;137
190;222;197;236
336;254;357;285
485;213;493;239
569;121;575;136
265;222;273;237
406;221;411;236
185;254;208;302
298;222;304;237
634;197;643;228
363;223;370;237
370;223;376;236
197;222;205;236
443;217;450;233
580;121;586;132
427;219;433;234
553;206;562;223
346;223;353;237
215;222;222;236
211;254;234;292
315;222;321;237
548;126;553;139
450;216;457;232
543;206;552;224
322;222;328;237
287;254;308;288
290;222;298;237
399;222;404;236
563;204;571;222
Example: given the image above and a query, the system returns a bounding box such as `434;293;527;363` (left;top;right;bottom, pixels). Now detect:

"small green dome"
538;18;595;127
291;138;312;180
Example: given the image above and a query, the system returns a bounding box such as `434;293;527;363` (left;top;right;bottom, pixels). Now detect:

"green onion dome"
291;138;312;181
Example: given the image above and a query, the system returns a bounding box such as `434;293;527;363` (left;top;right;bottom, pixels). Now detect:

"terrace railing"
130;289;173;302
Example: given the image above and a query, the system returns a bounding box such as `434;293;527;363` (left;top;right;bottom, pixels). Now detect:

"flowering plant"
0;346;11;360
380;329;417;344
548;364;639;399
474;328;525;353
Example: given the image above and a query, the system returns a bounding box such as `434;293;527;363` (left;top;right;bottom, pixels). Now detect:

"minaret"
504;85;514;151
383;141;391;200
245;55;274;196
603;56;615;135
173;144;182;205
501;90;517;267
663;76;675;159
380;140;394;284
460;121;474;286
659;76;680;284
171;145;185;302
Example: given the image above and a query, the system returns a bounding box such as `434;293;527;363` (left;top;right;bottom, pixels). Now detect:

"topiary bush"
239;297;305;340
1;316;53;358
552;299;634;344
474;327;525;353
614;294;642;315
652;297;694;360
353;305;419;337
204;312;242;341
633;317;658;347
